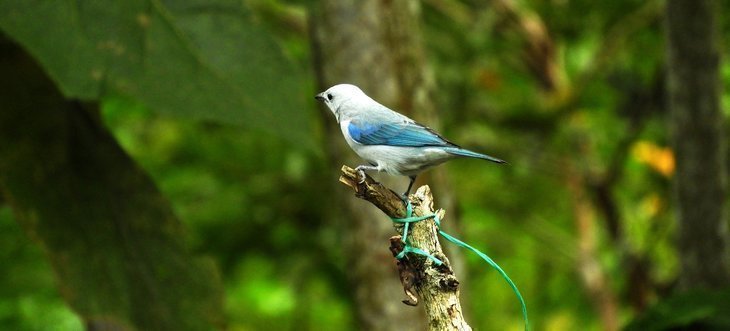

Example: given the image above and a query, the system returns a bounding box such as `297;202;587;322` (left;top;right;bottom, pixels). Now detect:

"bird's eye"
327;94;333;101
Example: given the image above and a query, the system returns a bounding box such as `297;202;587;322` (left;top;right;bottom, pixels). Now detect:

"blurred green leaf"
626;289;730;331
0;0;312;148
0;208;83;331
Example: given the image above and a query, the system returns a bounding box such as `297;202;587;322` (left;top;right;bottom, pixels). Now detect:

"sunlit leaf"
632;141;675;177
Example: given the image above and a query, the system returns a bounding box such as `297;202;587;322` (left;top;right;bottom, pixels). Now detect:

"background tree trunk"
0;38;224;331
665;0;730;289
311;1;444;329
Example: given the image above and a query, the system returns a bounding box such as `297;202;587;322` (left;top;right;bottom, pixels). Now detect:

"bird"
316;83;506;198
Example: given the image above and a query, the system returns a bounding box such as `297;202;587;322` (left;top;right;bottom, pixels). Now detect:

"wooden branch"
340;165;472;331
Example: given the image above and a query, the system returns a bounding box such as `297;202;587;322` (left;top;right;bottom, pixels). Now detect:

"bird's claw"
356;168;367;184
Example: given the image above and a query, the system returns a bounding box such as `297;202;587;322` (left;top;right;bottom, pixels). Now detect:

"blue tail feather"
443;147;506;164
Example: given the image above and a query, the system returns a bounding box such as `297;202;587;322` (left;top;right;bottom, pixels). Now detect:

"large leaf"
0;39;224;330
0;0;312;147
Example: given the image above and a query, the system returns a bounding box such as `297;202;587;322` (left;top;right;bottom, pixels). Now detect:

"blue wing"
347;120;454;147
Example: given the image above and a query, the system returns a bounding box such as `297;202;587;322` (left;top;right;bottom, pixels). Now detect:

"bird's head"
315;84;369;121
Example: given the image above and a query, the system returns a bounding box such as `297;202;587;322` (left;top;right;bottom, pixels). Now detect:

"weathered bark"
380;0;469;302
380;0;467;286
566;170;619;331
665;0;730;289
0;38;223;330
490;0;559;92
311;1;435;329
340;166;471;331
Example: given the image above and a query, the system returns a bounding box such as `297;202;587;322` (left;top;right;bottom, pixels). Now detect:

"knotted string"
390;201;530;331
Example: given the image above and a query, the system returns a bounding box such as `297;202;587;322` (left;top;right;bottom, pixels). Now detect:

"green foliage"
0;0;312;148
626;289;730;331
1;0;729;330
0;42;226;330
101;97;353;330
0;208;82;331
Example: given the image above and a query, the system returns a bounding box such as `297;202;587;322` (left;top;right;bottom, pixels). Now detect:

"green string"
391;201;530;331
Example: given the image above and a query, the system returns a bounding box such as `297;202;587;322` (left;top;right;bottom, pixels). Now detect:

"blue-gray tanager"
316;84;506;197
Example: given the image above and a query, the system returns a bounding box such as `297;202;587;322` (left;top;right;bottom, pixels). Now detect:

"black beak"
314;93;326;102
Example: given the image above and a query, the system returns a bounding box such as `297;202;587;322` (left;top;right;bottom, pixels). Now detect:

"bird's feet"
357;169;366;184
400;192;409;202
401;176;416;202
355;165;376;184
